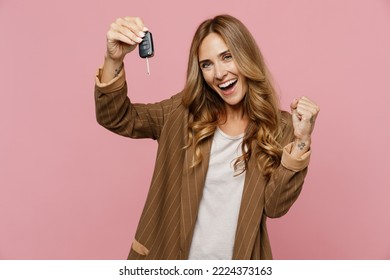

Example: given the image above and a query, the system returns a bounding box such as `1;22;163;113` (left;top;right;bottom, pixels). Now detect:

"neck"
224;103;246;121
218;105;249;136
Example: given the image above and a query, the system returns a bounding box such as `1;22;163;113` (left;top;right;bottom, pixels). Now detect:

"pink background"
1;0;389;259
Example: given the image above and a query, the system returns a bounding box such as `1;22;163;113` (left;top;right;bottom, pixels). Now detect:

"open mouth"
218;79;238;91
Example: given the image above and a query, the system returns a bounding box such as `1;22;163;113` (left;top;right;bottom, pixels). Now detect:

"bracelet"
114;63;124;78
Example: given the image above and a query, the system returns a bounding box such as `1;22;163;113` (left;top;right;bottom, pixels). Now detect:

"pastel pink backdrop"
0;0;389;259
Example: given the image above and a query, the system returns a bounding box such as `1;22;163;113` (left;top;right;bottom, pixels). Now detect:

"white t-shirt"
188;127;246;259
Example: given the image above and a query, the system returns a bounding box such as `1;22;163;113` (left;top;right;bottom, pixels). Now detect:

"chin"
224;94;246;107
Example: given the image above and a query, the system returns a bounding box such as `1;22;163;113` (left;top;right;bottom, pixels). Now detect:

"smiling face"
198;32;248;114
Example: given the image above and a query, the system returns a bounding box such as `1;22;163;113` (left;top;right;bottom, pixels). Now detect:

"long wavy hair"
182;14;283;178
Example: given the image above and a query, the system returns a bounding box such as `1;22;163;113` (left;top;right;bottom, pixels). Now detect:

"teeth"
218;79;237;89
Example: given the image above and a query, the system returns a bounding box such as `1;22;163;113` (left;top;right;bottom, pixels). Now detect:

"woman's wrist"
290;137;311;158
101;56;124;83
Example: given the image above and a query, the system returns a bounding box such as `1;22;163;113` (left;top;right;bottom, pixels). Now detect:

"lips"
217;79;238;96
218;79;237;90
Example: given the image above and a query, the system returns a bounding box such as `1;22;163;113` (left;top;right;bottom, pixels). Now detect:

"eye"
223;53;233;61
200;62;211;69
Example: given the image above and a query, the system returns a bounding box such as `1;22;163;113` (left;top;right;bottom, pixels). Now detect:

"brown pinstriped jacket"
95;68;310;260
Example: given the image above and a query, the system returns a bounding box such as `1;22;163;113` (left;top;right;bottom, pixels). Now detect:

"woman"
95;14;319;260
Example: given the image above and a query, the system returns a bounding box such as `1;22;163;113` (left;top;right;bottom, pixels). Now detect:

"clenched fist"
290;96;320;155
101;17;148;83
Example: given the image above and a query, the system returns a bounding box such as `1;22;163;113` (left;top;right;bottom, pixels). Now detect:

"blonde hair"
182;14;282;178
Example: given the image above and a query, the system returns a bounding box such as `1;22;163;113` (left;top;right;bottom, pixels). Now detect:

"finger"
295;107;318;126
121;17;148;37
114;18;145;43
107;25;139;47
296;108;314;123
133;16;149;32
298;96;320;112
296;102;319;117
109;24;142;46
118;25;144;44
295;97;320;117
290;98;299;111
107;30;137;46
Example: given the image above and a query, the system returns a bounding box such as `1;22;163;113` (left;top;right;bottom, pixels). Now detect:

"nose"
214;62;227;80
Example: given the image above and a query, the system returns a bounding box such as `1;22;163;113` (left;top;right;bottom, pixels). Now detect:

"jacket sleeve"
264;111;311;218
94;66;181;140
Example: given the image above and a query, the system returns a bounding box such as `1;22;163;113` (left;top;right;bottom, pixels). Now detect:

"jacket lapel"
232;148;266;259
179;136;266;260
180;137;212;259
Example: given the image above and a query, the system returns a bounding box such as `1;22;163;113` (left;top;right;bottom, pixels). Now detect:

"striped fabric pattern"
95;68;310;260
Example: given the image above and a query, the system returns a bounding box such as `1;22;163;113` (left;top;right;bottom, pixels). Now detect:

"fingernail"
139;31;145;37
142;26;149;32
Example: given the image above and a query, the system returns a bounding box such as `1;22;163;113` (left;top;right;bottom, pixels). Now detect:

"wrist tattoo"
297;142;306;150
114;63;124;78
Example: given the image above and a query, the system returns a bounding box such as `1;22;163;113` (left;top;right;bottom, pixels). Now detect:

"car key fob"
139;31;154;58
139;31;154;75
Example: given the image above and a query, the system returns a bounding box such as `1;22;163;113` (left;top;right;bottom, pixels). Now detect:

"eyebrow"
199;49;231;65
